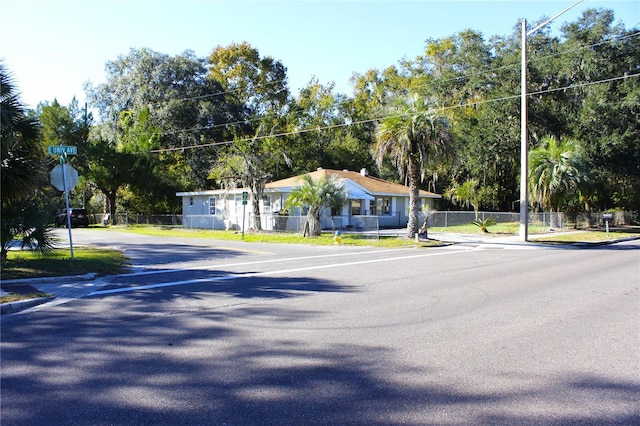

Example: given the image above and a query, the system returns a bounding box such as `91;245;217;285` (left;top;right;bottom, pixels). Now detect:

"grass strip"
1;247;129;280
532;229;640;243
108;225;442;248
0;292;51;304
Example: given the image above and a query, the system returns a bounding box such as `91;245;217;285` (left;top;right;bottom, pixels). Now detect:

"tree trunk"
251;197;261;231
106;191;117;226
406;159;421;239
307;214;321;237
250;185;262;231
550;206;560;230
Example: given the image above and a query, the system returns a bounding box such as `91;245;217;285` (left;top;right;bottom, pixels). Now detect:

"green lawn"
429;222;549;235
1;247;129;280
108;223;640;244
109;225;442;248
531;228;640;243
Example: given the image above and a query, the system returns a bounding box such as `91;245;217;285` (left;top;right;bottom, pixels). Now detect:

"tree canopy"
3;7;638;239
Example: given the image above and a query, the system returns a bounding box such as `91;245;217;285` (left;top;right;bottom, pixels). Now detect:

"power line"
174;77;290;103
161;31;639;111
150;72;638;154
417;31;640;89
527;30;640;66
94;31;637;147
158;31;639;137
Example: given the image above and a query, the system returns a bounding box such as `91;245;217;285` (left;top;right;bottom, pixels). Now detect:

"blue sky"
2;0;638;108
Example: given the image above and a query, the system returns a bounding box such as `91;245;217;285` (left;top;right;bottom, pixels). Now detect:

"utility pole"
519;0;585;242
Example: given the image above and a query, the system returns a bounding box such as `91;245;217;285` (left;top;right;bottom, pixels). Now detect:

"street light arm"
527;0;586;36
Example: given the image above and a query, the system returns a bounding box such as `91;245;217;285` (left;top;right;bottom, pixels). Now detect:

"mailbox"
602;213;613;237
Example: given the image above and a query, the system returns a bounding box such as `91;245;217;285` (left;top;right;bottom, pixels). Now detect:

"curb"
1;273;99;316
0;272;99;286
1;296;55;315
530;235;640;248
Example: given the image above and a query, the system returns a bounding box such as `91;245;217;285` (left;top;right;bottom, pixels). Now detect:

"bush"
471;217;496;233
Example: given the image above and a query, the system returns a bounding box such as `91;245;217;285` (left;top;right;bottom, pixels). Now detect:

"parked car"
55;208;89;227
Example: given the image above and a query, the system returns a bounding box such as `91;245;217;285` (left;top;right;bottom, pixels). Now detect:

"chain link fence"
91;210;637;230
426;211;564;230
90;213;183;227
180;214;381;235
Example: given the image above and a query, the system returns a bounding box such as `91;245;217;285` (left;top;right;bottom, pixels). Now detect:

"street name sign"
48;145;77;155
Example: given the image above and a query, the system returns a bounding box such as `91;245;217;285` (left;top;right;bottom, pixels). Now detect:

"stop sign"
50;164;79;191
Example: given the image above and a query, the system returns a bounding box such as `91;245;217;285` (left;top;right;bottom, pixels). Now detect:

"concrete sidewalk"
1;273;109;315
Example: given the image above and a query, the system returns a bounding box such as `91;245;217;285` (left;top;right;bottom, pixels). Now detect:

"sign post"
241;191;248;239
603;213;613;238
48;145;78;260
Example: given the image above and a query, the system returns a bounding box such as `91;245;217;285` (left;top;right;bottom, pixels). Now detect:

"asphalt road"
1;229;639;425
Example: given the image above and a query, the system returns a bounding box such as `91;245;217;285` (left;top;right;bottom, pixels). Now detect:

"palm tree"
1;63;54;259
373;94;452;238
445;178;498;220
284;174;346;237
1;64;41;203
529;135;582;228
446;179;481;219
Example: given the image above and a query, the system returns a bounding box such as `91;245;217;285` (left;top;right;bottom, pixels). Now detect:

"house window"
373;197;391;215
350;199;362;216
209;197;216;215
262;195;271;212
234;195;243;216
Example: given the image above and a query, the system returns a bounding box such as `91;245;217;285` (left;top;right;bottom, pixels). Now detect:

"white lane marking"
116;248;414;277
89;248;479;296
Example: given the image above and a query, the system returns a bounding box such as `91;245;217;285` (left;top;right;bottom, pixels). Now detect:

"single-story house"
176;168;441;231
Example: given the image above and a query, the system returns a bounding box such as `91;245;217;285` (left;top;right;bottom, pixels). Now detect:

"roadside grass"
0;291;51;304
109;225;443;248
1;247;129;281
108;223;640;244
531;228;640;243
429;222;548;235
430;222;640;242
